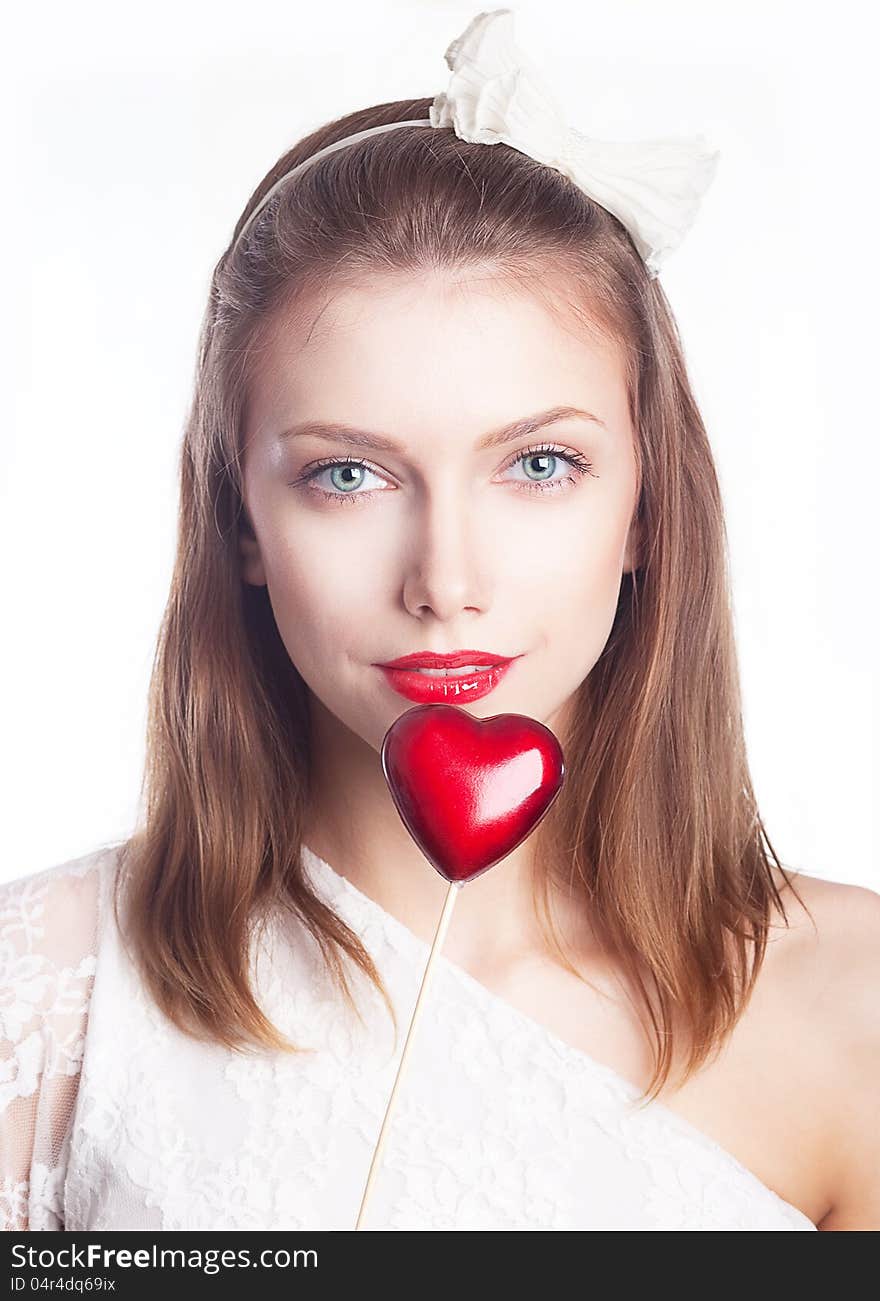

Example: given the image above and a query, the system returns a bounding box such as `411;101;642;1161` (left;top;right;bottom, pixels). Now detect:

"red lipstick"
374;649;520;704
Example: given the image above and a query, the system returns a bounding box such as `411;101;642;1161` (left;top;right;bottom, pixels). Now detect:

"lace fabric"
0;844;818;1231
0;854;102;1231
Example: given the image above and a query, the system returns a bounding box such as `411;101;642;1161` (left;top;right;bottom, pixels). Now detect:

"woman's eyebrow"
277;405;606;453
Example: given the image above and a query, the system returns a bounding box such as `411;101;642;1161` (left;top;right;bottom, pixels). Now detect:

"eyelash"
291;442;597;507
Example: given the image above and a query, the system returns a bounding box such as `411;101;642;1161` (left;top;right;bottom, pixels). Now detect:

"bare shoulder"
767;864;880;994
768;866;880;1230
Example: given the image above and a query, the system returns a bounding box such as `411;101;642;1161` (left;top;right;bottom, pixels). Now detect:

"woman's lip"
376;660;515;704
378;651;514;669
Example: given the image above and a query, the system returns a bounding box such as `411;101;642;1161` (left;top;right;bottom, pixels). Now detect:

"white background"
1;0;876;889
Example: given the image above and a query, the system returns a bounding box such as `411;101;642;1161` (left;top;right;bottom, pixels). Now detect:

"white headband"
232;8;720;279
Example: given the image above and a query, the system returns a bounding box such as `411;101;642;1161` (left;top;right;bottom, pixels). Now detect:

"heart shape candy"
380;703;565;885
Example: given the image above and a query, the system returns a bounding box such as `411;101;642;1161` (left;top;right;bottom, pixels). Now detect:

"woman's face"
240;269;641;753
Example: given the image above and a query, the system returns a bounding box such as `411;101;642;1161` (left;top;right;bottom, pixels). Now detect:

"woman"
2;10;877;1233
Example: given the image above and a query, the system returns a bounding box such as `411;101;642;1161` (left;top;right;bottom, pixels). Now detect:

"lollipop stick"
354;877;460;1230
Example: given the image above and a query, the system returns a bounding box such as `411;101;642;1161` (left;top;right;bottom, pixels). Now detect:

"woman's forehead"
248;272;630;446
264;266;617;355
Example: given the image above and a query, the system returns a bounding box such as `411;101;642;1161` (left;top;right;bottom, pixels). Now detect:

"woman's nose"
400;480;491;620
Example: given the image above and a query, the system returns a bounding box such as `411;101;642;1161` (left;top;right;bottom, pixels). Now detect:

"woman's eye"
504;446;596;494
313;461;386;497
292;443;596;507
293;458;389;506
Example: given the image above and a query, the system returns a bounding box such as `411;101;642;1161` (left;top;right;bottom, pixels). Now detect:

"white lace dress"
0;844;818;1232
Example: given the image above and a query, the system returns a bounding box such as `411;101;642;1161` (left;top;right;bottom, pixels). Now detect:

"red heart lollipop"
380;703;565;885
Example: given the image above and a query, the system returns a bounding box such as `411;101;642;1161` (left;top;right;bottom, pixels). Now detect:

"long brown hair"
114;97;812;1102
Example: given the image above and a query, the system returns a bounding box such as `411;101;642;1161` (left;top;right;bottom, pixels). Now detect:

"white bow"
429;8;720;278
